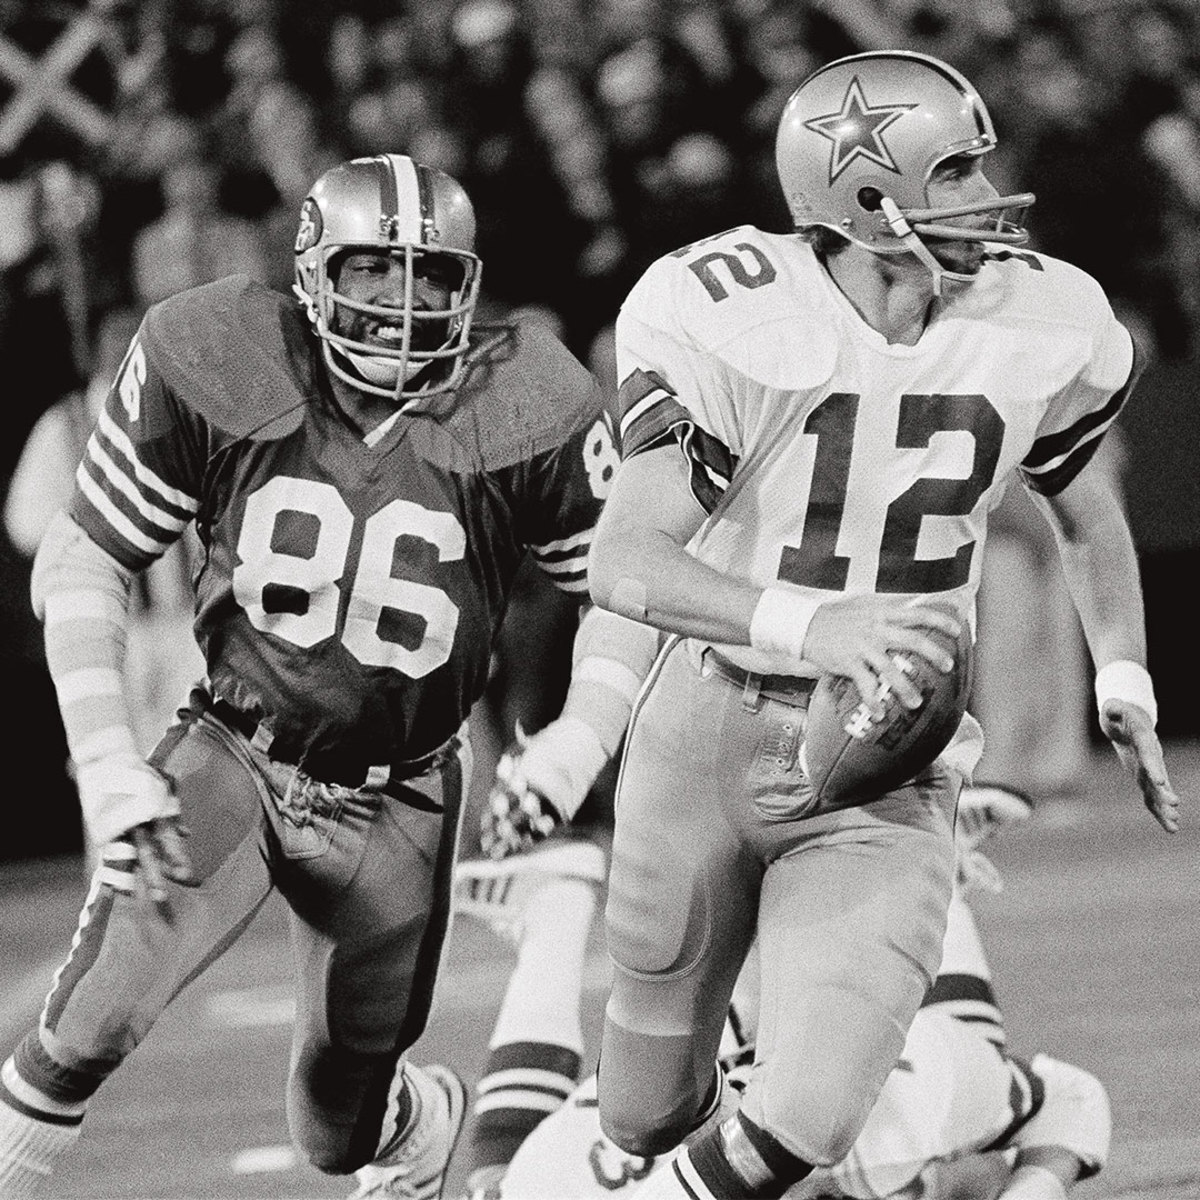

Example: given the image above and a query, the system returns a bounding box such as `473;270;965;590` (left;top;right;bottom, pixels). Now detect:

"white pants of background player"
497;887;1110;1200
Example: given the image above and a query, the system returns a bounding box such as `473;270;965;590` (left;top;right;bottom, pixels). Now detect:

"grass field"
2;740;1196;1199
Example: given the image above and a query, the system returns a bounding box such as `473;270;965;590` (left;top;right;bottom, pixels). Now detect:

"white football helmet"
294;153;482;400
776;51;1034;289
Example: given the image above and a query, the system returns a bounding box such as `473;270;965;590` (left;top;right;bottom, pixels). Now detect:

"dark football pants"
16;702;469;1175
598;637;959;1166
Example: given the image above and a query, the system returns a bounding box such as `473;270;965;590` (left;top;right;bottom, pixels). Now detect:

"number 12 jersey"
615;227;1136;677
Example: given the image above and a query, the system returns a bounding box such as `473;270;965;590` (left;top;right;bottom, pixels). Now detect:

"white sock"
489;876;596;1052
0;1095;82;1196
466;876;597;1177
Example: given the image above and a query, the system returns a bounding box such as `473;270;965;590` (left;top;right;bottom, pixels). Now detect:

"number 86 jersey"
68;276;617;772
615;226;1137;677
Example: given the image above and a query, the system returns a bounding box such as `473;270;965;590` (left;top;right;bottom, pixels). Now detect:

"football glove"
479;716;609;860
76;751;196;901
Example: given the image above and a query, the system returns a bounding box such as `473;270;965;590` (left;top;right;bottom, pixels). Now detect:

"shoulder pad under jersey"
627;227;837;391
438;319;607;470
140;275;312;440
972;247;1113;336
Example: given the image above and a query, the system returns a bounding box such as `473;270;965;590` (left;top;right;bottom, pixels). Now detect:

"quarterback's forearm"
1036;470;1147;670
588;445;763;645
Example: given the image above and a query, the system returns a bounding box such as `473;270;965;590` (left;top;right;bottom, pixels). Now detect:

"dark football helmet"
775;51;1035;289
294;153;481;400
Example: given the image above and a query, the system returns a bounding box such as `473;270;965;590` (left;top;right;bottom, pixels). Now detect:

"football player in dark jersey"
0;153;621;1200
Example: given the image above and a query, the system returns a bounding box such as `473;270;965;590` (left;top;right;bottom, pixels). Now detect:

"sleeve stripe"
682;425;734;515
1022;388;1125;470
618;369;695;457
73;726;139;764
617;368;738;510
96;408;199;513
619;387;670;438
76;467;175;557
55;666;124;706
83;438;194;533
530;528;593;557
621;394;693;457
553;577;590;594
1020;425;1108;496
43;588;128;629
533;552;589;577
574;656;645;704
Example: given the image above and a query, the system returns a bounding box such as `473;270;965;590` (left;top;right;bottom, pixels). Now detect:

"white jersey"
615;228;1135;676
498;1009;1037;1200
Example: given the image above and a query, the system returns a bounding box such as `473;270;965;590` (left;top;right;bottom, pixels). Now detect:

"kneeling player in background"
472;785;1109;1200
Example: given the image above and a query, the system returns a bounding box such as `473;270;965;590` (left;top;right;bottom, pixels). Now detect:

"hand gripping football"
802;604;973;812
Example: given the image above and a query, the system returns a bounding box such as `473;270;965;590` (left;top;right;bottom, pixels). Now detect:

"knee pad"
604;848;710;979
1012;1055;1112;1177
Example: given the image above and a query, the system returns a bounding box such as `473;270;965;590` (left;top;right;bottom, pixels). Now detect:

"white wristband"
1094;660;1157;728
749;587;823;662
519;716;610;821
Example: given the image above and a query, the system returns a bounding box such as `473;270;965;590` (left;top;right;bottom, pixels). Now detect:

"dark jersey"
69;276;617;774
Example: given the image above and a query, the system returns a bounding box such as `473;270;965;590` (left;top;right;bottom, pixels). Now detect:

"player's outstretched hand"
479;716;610;860
77;751;197;899
131;816;196;903
480;740;565;860
802;595;963;715
1100;699;1180;833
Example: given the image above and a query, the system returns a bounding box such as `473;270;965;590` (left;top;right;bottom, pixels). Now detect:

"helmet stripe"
375;154;400;232
415;162;436;247
915;55;991;139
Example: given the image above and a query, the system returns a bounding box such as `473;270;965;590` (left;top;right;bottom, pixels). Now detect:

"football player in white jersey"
492;854;1112;1200
586;49;1179;1200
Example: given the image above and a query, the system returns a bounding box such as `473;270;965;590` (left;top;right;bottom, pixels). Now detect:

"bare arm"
1032;462;1179;831
588;443;760;643
589;443;962;708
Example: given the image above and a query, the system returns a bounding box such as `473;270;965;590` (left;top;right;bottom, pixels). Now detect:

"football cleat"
453;839;607;946
349;1066;468;1199
954;782;1033;894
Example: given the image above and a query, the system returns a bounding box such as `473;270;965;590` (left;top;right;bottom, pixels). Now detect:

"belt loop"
364;763;391;790
741;670;762;712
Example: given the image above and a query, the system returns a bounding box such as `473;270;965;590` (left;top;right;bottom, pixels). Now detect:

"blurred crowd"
2;0;1199;855
4;0;1200;408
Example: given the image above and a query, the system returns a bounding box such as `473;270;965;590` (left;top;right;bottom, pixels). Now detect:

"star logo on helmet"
803;76;917;184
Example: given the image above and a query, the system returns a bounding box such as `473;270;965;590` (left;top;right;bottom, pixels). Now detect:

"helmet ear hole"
857;187;884;213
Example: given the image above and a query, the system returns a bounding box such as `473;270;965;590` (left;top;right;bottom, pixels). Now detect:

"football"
802;603;973;812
